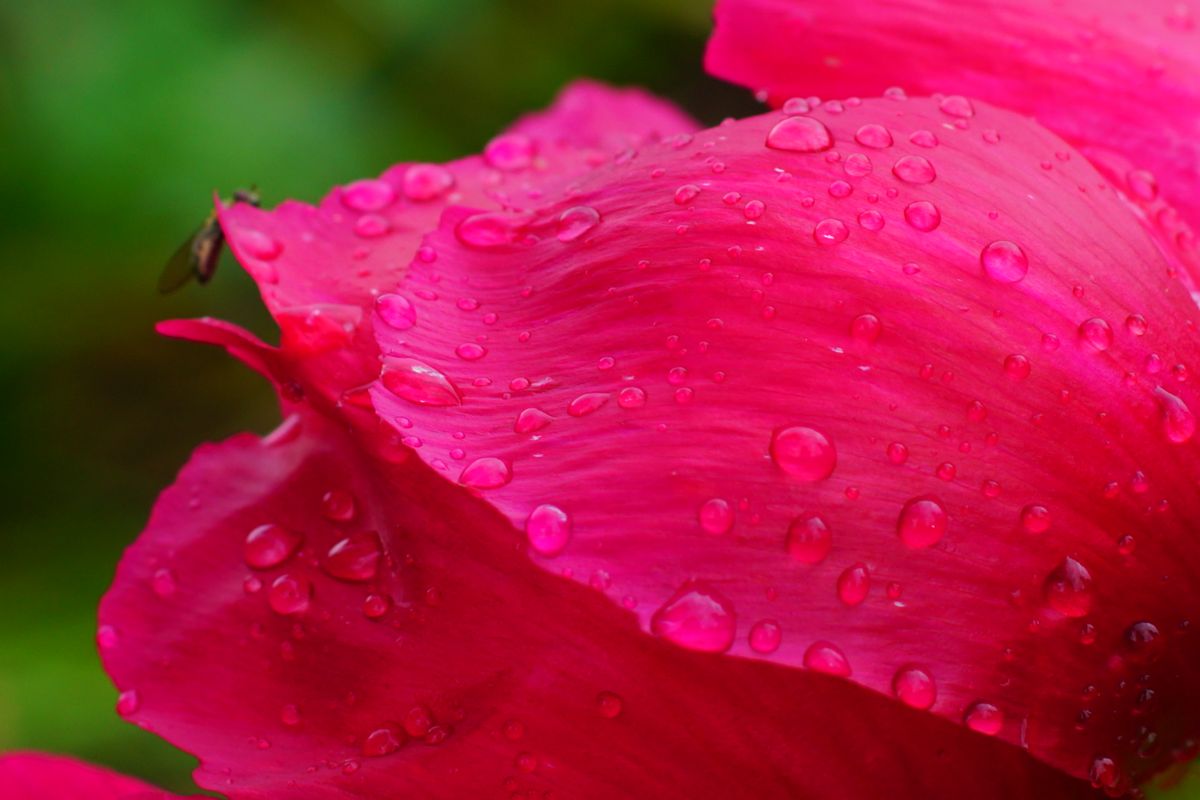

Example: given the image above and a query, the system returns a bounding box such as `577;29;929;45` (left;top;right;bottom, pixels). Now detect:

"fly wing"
157;230;200;294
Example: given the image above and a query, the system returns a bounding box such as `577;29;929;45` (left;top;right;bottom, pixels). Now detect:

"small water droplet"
320;489;357;522
786;514;832;564
515;407;553;433
850;313;881;343
342;179;396;212
402;164;455;201
813;218;849;245
1078;318;1113;352
1004;354;1030;380
617;386;647;409
698;498;734;535
854;123;893;148
897;497;947;548
893;666;937;709
375;294;416;330
1155;387;1195;443
568;392;610;417
674;184;701;205
938;95;975;118
771;426;837;481
964;701;1003;734
484;133;535;171
1042;557;1094;617
980;240;1029;284
596;690;624;718
803;641;851;676
748;619;782;654
765;115;833;153
381;357;462;406
837;563;870;606
244;524;304;569
323;533;382;582
526;504;570;556
557;206;601;242
268;574;312;616
116;689;140;717
650;581;736;653
459;457;511;489
892;155;936;184
904;200;941;231
363;724;405;757
1020;504;1050;533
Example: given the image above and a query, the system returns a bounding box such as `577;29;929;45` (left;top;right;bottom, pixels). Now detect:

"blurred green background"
0;0;1194;796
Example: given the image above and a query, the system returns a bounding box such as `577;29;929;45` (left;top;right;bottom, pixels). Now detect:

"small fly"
158;187;261;293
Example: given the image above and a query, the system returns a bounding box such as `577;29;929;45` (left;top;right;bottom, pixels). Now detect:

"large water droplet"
803;641;851;676
244;524;303;569
892;155;936;184
526;504;570;556
557;206;601;242
323;533;382;582
381;357;462;406
893;666;937;709
1042;556;1094;617
456;212;519;248
1078;318;1113;352
650;582;736;653
980;241;1029;284
897;496;947;548
904;200;941;231
771;426;836;481
459;457;512;489
765;115;833;153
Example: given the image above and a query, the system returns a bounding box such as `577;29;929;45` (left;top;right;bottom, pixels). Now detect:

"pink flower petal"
99;409;1094;798
0;752;184;799
705;0;1200;241
369;96;1200;791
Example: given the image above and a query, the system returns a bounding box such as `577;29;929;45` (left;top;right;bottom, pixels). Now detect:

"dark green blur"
0;1;1193;796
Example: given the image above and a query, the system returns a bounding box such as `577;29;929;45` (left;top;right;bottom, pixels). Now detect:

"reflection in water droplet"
381;358;462;406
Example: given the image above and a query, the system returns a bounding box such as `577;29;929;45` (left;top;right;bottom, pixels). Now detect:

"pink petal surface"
705;0;1200;240
98;405;1095;798
0;752;183;799
367;96;1200;790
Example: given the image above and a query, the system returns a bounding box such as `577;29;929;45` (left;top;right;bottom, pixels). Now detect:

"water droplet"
909;130;938;148
1126;169;1158;201
837;563;870;606
744;199;765;219
455;342;487;361
484;133;535;171
1089;756;1120;791
374;294;417;331
1003;354;1030;380
515;407;553;433
381;357;462;406
116;689;140;717
244;524;303;569
844;153;873;177
857;209;884;231
964;701;1003;734
568;392;610;417
897;497;947;548
674;184;701;205
456;212;518;248
854;123;893;148
402;164;455;201
850;313;881;343
459;457;511;489
1042;557;1093;617
786;514;832;564
650;581;736;653
363;724;405;757
526;504;570;556
1079;318;1113;352
803;641;851;676
1020;504;1050;533
596;691;624;718
771;426;837;481
1155;387;1195;443
1124;621;1161;656
813;218;849;245
748;619;782;654
268;574;312;616
320;489;357;522
904;200;940;231
362;593;391;619
323;533;382;582
280;703;301;726
237;230;283;261
342;179;396;212
353;214;390;238
151;568;176;598
938;95;975;118
617;386;647;409
698;498;734;535
557;206;601;242
892;155;936;184
765;115;833;153
980;240;1029;284
97;625;118;650
893;666;937;709
887;442;909;464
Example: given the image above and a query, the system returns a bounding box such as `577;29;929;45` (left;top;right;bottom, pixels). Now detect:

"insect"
158;187;261;293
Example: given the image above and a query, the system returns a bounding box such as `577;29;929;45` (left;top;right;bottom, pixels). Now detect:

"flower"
17;10;1200;800
0;751;183;799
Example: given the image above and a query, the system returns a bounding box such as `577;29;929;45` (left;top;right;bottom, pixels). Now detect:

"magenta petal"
99;407;1096;798
705;0;1200;238
370;95;1200;790
0;752;185;799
